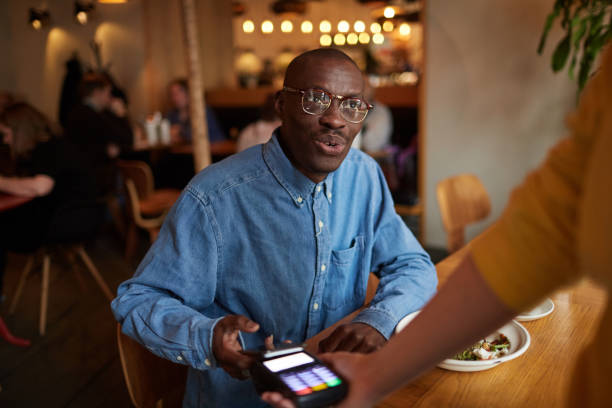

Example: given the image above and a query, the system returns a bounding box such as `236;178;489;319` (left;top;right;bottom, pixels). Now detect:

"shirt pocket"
324;235;366;311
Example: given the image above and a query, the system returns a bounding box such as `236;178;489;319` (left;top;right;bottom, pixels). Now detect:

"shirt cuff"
352;308;399;339
197;316;247;371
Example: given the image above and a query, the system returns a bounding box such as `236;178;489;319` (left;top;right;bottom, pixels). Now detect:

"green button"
326;378;342;387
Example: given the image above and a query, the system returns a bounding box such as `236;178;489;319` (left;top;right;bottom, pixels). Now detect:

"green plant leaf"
552;33;572;71
538;10;561;54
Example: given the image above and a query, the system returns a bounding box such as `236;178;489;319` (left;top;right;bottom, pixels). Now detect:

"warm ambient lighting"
74;1;95;25
319;20;331;33
301;20;313;33
384;6;395;18
383;20;394;32
97;0;127;3
333;33;346;46
281;20;293;33
370;22;381;33
337;20;349;33
29;8;50;30
358;32;370;44
354;20;365;33
319;34;332;46
346;33;358;45
399;22;411;36
372;32;384;44
261;20;274;33
243;20;255;33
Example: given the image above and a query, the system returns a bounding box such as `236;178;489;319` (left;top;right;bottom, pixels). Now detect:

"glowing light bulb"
261;20;274;34
384;6;395;18
347;33;358;45
243;20;255;33
334;33;346;46
370;22;381;33
399;23;411;36
383;20;394;32
372;32;385;44
337;20;349;33
319;20;331;33
358;32;370;44
301;20;313;33
320;34;332;46
354;20;365;33
76;11;88;25
32;19;42;30
281;20;293;33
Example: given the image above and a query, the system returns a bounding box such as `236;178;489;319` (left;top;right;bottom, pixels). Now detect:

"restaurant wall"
1;0;147;124
423;0;577;248
1;0;234;125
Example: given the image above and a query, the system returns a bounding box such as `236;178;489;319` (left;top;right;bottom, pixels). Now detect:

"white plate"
515;298;555;322
395;311;531;372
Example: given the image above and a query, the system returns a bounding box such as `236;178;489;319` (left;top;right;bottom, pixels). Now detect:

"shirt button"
321;264;326;271
313;302;319;311
297;196;303;203
205;358;211;367
177;355;183;361
327;192;332;199
318;220;324;228
316;186;321;192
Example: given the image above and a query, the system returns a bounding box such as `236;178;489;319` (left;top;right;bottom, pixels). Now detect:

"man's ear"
274;90;283;117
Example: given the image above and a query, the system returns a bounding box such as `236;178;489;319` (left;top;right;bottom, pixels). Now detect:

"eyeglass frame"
282;86;374;123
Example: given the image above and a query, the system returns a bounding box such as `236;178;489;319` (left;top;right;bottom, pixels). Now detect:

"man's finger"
333;333;364;353
234;315;260;333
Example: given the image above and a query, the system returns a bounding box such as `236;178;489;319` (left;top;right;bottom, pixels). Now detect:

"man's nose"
319;99;345;129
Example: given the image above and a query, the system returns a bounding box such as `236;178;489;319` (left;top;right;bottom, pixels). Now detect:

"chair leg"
63;247;88;293
125;223;139;261
75;245;114;301
39;254;51;336
9;256;35;315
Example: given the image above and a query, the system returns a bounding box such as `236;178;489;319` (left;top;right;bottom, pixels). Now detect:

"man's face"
276;58;364;183
170;84;189;110
94;85;112;109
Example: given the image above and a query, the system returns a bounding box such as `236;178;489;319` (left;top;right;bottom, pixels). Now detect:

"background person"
236;93;281;152
0;103;99;303
112;48;437;407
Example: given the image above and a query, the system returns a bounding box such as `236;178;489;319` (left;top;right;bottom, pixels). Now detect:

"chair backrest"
117;323;188;408
436;173;491;253
117;160;155;200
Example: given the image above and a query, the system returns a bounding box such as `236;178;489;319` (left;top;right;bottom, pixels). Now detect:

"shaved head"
284;48;362;88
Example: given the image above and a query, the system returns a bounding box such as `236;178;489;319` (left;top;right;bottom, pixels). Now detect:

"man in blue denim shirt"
111;49;437;407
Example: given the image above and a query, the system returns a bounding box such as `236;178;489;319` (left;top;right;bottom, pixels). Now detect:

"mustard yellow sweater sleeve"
469;47;611;312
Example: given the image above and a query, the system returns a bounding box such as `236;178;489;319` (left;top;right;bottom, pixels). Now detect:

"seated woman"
0;103;101;300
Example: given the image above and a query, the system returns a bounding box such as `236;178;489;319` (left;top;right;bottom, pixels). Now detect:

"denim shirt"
111;134;437;407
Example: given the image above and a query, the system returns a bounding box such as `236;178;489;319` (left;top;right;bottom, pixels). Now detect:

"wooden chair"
436;173;491;253
117;323;188;408
117;160;181;259
9;244;114;335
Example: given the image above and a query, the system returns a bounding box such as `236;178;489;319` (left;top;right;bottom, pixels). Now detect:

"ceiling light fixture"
74;1;96;25
28;8;50;30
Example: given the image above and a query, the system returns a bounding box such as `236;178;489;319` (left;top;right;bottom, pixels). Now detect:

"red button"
295;388;312;395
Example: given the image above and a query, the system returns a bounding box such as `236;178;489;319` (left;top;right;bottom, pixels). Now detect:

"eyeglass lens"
302;89;369;123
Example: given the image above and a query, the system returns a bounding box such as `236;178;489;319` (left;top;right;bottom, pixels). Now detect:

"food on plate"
453;334;510;360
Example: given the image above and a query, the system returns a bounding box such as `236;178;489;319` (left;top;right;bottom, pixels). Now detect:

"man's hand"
212;315;260;379
318;323;385;354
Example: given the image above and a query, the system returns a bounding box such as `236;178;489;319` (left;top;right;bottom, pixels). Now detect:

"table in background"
306;248;607;407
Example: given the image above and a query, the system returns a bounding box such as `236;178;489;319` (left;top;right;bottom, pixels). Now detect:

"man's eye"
346;99;361;109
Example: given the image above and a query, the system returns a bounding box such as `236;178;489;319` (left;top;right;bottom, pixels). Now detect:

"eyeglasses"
283;86;373;124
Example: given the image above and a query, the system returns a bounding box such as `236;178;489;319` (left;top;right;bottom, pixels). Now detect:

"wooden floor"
0;232;134;408
0;226;446;408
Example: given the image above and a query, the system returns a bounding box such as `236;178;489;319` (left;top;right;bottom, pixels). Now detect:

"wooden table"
306;248;607;407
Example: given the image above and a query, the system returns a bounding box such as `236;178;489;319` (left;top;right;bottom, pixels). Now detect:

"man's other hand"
318;322;385;353
212;315;260;379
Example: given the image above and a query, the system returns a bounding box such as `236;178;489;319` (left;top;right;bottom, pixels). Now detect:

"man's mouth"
314;138;346;155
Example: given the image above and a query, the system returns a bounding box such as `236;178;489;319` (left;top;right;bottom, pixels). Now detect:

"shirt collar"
263;131;334;207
